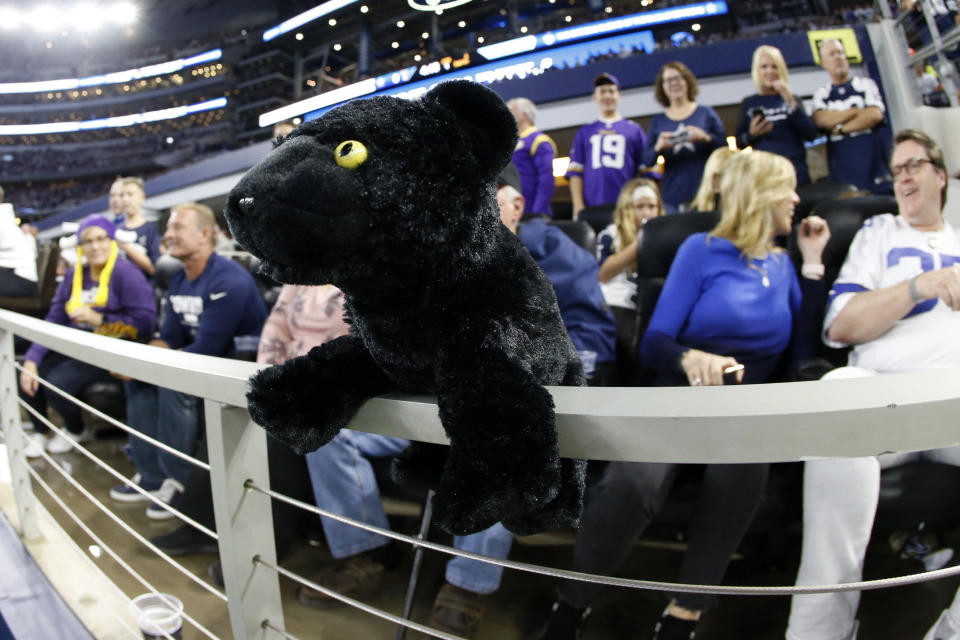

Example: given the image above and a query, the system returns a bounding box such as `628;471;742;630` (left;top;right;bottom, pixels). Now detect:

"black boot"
538;600;590;640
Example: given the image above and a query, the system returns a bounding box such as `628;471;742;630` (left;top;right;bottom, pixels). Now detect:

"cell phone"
723;363;745;384
748;107;766;121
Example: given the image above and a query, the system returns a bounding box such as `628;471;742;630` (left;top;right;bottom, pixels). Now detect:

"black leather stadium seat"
548;219;596;254
795;180;858;220
578;203;615;234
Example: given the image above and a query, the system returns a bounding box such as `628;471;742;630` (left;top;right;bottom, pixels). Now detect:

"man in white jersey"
787;129;960;640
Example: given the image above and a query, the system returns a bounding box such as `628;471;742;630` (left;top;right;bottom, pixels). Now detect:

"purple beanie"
594;72;620;89
77;215;116;241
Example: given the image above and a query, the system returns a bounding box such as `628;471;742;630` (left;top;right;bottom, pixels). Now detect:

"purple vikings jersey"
566;118;647;207
514;127;557;216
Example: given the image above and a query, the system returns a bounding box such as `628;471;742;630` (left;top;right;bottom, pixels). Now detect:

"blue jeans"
306;430;514;595
125;380;200;486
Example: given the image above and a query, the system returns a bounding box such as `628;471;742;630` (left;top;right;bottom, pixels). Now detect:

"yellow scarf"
65;240;118;315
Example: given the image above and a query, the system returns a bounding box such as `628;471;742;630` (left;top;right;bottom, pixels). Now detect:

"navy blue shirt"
641;105;725;211
736;94;819;185
163;253;267;357
117;216;161;278
812;77;891;192
519;219;616;364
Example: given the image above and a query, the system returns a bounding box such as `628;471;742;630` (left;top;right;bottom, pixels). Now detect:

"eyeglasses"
662;75;684;85
890;156;934;179
80;235;111;247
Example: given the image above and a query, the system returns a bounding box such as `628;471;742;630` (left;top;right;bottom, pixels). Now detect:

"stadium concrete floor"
11;421;960;640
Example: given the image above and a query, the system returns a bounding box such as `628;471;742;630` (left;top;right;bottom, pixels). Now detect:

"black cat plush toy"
224;80;586;536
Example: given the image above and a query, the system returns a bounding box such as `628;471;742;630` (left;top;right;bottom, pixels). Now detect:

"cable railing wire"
246;479;960;597
13;420;227;602
17;398;218;540
14;361;210;472
254;555;466;640
26;464;220;640
25;498;159;640
261;618;302;640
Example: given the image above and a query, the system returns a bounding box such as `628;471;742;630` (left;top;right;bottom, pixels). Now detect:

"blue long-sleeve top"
641;105;725;211
25;257;157;365
162;252;267;357
735;94;819;185
519;218;616;364
640;233;823;385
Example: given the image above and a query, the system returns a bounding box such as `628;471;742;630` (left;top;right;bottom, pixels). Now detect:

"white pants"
925;588;960;640
786;367;960;640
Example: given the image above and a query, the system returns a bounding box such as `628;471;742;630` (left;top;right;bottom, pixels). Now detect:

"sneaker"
426;583;487;638
651;612;697;640
151;525;218;556
109;473;162;503
145;478;184;521
923;548;955;572
46;428;93;454
538;600;590;640
296;554;386;609
23;433;47;459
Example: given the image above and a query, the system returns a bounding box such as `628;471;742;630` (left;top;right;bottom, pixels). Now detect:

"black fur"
224;80;586;536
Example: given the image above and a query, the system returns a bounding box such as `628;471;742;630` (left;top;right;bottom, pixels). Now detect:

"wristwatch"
833;122;844;135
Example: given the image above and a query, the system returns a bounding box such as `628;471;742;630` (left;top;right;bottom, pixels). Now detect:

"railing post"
0;328;40;539
205;400;284;639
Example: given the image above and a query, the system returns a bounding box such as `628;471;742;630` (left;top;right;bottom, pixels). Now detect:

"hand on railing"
19;360;39;396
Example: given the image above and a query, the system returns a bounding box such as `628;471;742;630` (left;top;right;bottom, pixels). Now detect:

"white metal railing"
4;308;960;638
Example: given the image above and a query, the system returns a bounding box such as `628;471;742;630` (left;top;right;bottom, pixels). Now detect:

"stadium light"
408;0;474;11
0;97;226;136
0;48;221;94
262;0;359;42
70;4;102;30
112;1;137;25
0;7;20;28
30;6;62;31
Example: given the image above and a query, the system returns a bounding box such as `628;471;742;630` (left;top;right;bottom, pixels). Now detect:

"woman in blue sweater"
539;151;830;640
736;45;819;185
642;61;726;213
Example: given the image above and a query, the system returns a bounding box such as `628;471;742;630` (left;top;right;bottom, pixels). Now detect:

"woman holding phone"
642;61;726;213
736;45;819;185
538;151;830;640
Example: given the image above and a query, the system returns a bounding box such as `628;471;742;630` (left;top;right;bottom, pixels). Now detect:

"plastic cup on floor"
129;593;183;640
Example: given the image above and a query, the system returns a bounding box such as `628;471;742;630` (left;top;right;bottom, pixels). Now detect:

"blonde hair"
115;176;145;193
613;178;663;271
690;147;738;212
710;150;796;258
751;45;789;93
171;202;217;246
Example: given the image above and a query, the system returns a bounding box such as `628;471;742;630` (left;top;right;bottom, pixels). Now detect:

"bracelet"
801;263;825;278
908;275;924;303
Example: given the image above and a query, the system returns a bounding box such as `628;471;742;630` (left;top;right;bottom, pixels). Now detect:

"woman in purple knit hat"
19;214;156;457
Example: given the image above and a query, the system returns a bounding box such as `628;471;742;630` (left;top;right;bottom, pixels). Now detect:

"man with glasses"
812;38;892;192
566;73;646;218
787;128;960;640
